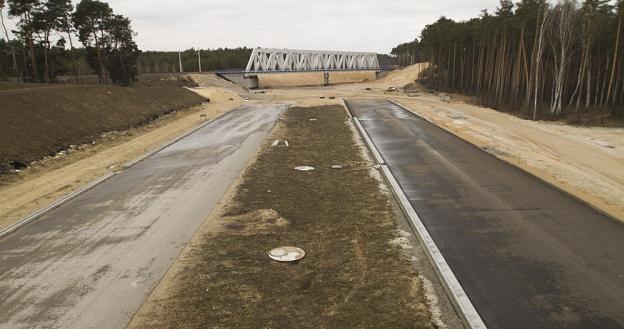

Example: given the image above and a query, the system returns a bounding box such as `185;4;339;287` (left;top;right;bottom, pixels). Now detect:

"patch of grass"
133;105;434;328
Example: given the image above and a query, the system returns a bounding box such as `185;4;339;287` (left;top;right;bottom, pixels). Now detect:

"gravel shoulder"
127;105;446;329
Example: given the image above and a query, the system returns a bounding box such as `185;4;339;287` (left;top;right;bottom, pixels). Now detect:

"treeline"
393;0;624;119
137;49;396;73
138;48;252;73
0;0;139;85
391;40;419;66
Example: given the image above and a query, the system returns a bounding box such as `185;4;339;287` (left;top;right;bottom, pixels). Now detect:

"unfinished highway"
0;104;287;329
346;99;624;329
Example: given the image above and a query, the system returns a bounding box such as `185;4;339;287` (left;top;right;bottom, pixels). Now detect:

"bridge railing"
245;48;380;73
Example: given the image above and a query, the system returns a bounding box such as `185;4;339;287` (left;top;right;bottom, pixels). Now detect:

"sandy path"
0;87;244;231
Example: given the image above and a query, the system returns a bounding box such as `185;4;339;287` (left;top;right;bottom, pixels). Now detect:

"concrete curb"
380;165;487;329
350;106;487;329
0;108;229;241
353;118;386;165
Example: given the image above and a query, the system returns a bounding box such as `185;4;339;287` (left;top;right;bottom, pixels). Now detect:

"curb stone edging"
346;99;487;329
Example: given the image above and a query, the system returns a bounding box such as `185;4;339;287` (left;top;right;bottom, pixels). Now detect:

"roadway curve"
346;99;624;329
0;103;287;329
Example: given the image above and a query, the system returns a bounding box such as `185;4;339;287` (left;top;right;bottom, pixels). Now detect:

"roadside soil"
127;105;437;329
0;87;244;231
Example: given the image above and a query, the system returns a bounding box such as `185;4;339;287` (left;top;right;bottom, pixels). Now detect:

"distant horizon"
3;0;499;54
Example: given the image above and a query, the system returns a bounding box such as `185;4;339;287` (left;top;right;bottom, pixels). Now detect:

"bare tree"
533;7;550;119
0;0;19;78
549;0;578;115
606;7;622;105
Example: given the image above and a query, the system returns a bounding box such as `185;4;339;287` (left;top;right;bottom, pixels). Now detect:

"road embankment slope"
0;84;207;174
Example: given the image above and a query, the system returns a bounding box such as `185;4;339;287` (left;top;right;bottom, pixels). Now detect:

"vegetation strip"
129;105;437;329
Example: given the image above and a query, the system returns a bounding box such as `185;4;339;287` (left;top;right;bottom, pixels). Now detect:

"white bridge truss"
245;48;380;73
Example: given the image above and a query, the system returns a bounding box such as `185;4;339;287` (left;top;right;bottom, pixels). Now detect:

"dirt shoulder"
0;87;244;231
127;105;439;329
393;95;624;222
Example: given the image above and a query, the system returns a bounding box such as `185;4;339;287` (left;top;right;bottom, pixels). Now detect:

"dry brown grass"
128;105;435;329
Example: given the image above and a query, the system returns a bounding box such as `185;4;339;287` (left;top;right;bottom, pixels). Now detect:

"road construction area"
0;64;623;329
127;105;450;329
0;104;286;329
346;99;624;329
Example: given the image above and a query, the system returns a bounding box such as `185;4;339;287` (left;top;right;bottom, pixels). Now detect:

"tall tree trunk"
0;7;19;79
586;58;592;109
43;30;51;83
93;31;106;84
607;16;621;105
26;14;37;82
66;25;79;84
533;9;548;119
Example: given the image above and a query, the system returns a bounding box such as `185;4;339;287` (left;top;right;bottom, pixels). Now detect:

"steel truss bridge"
245;48;380;73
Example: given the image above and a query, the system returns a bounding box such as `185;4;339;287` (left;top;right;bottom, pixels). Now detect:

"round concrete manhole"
268;247;305;262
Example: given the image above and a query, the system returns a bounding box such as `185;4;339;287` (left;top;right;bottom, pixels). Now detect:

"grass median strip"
129;105;435;328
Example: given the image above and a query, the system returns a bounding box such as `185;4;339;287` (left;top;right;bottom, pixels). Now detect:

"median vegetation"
128;105;436;329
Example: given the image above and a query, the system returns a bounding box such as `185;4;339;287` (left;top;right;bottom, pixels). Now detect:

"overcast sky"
4;0;500;54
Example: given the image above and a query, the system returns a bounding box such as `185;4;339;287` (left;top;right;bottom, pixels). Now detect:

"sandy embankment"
0;87;244;231
257;71;376;88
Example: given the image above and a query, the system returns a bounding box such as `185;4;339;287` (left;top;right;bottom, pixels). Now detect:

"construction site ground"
127;105;454;329
0;63;622;329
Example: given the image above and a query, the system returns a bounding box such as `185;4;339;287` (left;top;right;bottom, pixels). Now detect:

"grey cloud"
4;0;499;53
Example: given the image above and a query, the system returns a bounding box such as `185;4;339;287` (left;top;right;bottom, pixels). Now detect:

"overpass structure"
245;48;380;73
219;48;381;88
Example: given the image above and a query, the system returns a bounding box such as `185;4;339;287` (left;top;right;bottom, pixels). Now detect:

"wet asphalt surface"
346;99;624;329
0;103;287;329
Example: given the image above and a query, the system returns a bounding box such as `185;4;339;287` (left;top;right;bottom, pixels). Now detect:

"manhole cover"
295;166;315;171
268;247;305;262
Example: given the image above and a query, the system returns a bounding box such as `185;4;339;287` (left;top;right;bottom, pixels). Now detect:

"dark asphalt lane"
346;99;624;329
